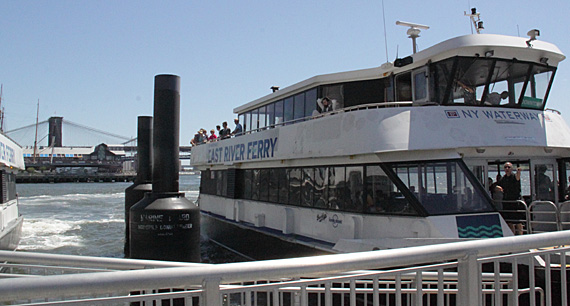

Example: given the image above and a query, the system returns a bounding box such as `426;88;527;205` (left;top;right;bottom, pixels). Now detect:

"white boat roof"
234;34;566;114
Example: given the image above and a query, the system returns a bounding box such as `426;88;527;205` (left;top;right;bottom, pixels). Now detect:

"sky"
1;0;569;147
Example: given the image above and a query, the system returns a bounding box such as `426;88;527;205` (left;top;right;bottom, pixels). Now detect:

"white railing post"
457;251;481;306
202;277;222;306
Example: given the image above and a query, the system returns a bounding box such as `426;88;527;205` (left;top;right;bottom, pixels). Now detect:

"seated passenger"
486;91;509;105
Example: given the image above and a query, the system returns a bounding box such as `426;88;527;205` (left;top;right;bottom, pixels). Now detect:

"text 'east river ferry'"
191;18;569;258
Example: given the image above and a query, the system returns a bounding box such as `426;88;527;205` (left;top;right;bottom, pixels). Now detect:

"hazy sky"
1;0;568;146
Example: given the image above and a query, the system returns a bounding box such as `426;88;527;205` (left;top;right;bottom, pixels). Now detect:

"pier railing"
1;231;569;305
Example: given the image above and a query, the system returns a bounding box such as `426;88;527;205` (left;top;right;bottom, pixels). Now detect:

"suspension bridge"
3;117;192;183
4;117;191;157
5;117;137;148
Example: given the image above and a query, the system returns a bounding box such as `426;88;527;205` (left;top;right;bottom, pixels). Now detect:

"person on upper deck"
216;125;222;138
220;122;231;139
208;129;217;142
317;97;333;113
232;118;243;136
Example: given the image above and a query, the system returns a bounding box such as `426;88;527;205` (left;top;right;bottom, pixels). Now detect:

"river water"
16;174;239;263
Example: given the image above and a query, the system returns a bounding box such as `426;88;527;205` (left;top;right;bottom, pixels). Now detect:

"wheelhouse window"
433;57;556;109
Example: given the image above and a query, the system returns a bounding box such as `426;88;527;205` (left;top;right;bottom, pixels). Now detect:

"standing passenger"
208;129;217;142
497;162;523;234
232;118;243;136
216;125;222;139
221;121;231;139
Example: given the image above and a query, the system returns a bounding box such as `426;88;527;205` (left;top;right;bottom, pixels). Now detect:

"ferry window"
389;160;494;215
302;168;314;206
328;167;345;210
244;112;251;133
345;166;364;212
243;169;252;199
483;60;524;106
534;164;555;201
314;167;326;208
269;168;279;203
278;168;289;204
412;68;428;103
258;106;267;130
305;88;317;117
251;169;260;200
259;169;269;201
344;78;393;107
294;93;305;121
449;58;491;105
266;103;275;127
251;109;259;132
274;100;284;125
395;73;412;102
366;165;418;215
216;171;223;196
519;66;554;109
288;168;302;205
284;97;294;123
322;84;344;110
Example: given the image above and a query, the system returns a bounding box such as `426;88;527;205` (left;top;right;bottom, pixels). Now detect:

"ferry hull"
0;216;23;251
202;212;330;260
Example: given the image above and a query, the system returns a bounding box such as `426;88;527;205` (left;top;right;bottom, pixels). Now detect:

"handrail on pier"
1;231;570;305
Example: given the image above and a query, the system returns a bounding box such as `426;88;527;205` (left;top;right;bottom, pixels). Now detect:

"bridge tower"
48;116;63;147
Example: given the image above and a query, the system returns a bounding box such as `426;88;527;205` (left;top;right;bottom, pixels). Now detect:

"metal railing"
497;200;570;234
192;102;414;146
1;231;570;305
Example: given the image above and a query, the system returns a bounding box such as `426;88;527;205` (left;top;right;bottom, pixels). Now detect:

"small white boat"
0;132;25;251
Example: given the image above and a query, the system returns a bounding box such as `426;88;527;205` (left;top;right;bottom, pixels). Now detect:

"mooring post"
124;116;153;258
129;75;201;262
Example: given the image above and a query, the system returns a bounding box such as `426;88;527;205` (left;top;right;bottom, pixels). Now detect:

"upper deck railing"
1;230;570;305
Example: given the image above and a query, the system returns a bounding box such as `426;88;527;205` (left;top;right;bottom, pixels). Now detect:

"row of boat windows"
238;78;393;133
1;172;17;202
200;160;494;216
237;57;555;133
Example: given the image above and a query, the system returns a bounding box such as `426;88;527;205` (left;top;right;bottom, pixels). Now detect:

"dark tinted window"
288;168;301;205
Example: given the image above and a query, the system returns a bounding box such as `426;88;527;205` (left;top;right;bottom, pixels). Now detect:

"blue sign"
456;214;503;238
446;109;540;121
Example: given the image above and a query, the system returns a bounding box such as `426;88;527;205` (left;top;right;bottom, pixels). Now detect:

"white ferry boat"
191;20;568;258
0;132;25;251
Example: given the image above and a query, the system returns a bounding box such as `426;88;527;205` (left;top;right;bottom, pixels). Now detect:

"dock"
16;172;136;183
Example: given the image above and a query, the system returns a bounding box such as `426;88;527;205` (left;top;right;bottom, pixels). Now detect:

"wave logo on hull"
456;214;503;238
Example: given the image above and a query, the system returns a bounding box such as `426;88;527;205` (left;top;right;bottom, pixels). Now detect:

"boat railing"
496;199;570;235
496;199;530;234
1;231;570;305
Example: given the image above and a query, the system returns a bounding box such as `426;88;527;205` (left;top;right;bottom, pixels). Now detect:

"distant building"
22;143;128;174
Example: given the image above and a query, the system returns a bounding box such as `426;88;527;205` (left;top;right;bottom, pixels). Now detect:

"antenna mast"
396;21;430;54
464;8;484;34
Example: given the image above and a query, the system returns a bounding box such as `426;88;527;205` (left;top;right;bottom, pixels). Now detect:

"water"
16;175;240;263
